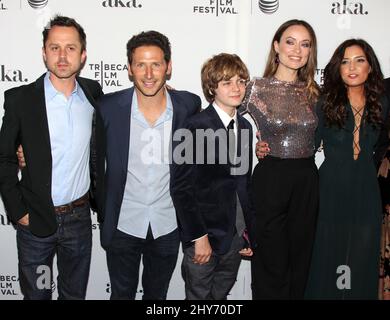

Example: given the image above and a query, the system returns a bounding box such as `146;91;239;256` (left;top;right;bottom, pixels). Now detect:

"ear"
128;63;133;77
273;40;280;54
42;47;47;62
81;50;87;64
166;60;172;77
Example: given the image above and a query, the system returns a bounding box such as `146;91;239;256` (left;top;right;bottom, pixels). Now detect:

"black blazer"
95;87;201;248
0;73;103;237
172;105;256;255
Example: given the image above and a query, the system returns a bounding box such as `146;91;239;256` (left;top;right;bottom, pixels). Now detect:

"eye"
286;39;295;45
301;42;311;48
222;81;231;86
51;46;59;51
357;57;366;63
238;79;247;86
341;60;349;65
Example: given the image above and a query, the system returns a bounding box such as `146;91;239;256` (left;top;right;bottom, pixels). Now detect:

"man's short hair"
201;53;249;103
126;30;171;64
42;15;86;52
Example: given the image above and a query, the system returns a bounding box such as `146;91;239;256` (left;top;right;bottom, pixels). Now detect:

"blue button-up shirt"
44;72;94;206
117;90;176;239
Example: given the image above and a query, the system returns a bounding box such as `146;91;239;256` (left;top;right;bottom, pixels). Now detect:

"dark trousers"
181;233;244;300
106;226;180;300
16;203;92;300
251;156;318;299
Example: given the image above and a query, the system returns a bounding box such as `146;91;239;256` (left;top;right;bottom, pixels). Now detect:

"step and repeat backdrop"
0;0;389;300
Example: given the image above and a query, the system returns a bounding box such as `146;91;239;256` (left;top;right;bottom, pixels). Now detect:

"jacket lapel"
117;87;134;173
31;74;51;153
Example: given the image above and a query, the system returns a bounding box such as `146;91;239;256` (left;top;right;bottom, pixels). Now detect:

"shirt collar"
44;72;83;102
212;102;237;129
132;88;173;124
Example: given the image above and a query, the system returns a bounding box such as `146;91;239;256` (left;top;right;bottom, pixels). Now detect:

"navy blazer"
171;105;256;255
96;87;201;248
0;74;103;236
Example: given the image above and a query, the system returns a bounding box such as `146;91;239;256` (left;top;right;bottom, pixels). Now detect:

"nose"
231;81;240;91
349;61;356;71
294;44;301;53
59;48;67;58
145;65;153;79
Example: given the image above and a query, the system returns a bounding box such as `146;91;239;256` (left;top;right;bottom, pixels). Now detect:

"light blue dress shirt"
117;90;176;239
44;72;94;206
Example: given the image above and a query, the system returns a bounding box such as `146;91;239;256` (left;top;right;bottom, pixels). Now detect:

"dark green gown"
305;98;389;299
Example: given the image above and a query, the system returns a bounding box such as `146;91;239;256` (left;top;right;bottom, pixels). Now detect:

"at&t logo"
27;0;49;9
258;0;279;14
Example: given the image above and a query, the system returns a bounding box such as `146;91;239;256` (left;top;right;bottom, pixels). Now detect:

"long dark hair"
322;38;384;129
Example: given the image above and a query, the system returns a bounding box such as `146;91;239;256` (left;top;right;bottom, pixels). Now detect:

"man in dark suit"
0;16;102;299
96;30;201;300
172;53;256;299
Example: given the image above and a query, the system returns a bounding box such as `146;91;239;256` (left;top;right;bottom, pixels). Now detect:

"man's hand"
193;235;212;265
239;247;253;257
16;145;26;168
18;213;29;226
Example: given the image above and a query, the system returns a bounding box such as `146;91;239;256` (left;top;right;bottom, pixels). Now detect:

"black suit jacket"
95;87;201;248
172;105;256;255
0;73;103;237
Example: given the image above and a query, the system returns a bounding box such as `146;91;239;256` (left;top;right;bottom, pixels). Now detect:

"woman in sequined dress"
305;39;389;299
239;19;320;299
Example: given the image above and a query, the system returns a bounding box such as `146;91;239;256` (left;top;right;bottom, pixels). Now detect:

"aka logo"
0;65;28;83
88;61;128;89
193;0;239;17
258;0;279;14
331;0;368;15
27;0;49;9
102;0;142;8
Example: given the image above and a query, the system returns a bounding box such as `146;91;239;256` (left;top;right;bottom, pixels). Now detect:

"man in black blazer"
96;31;201;300
0;16;102;299
172;53;256;299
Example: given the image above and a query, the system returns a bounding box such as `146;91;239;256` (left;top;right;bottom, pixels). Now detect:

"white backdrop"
0;0;390;300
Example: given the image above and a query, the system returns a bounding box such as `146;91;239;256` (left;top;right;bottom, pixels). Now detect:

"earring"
275;53;279;64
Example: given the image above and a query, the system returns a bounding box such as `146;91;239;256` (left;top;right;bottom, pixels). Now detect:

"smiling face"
274;24;312;73
214;75;246;113
129;45;172;98
42;25;86;81
340;45;371;88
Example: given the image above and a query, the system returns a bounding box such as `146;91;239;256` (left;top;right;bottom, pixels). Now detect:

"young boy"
172;53;256;300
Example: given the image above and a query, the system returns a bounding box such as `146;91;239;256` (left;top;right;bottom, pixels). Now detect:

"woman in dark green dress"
305;39;389;299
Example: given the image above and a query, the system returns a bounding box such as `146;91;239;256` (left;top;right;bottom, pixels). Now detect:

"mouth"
288;55;302;61
348;74;359;79
142;81;156;88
